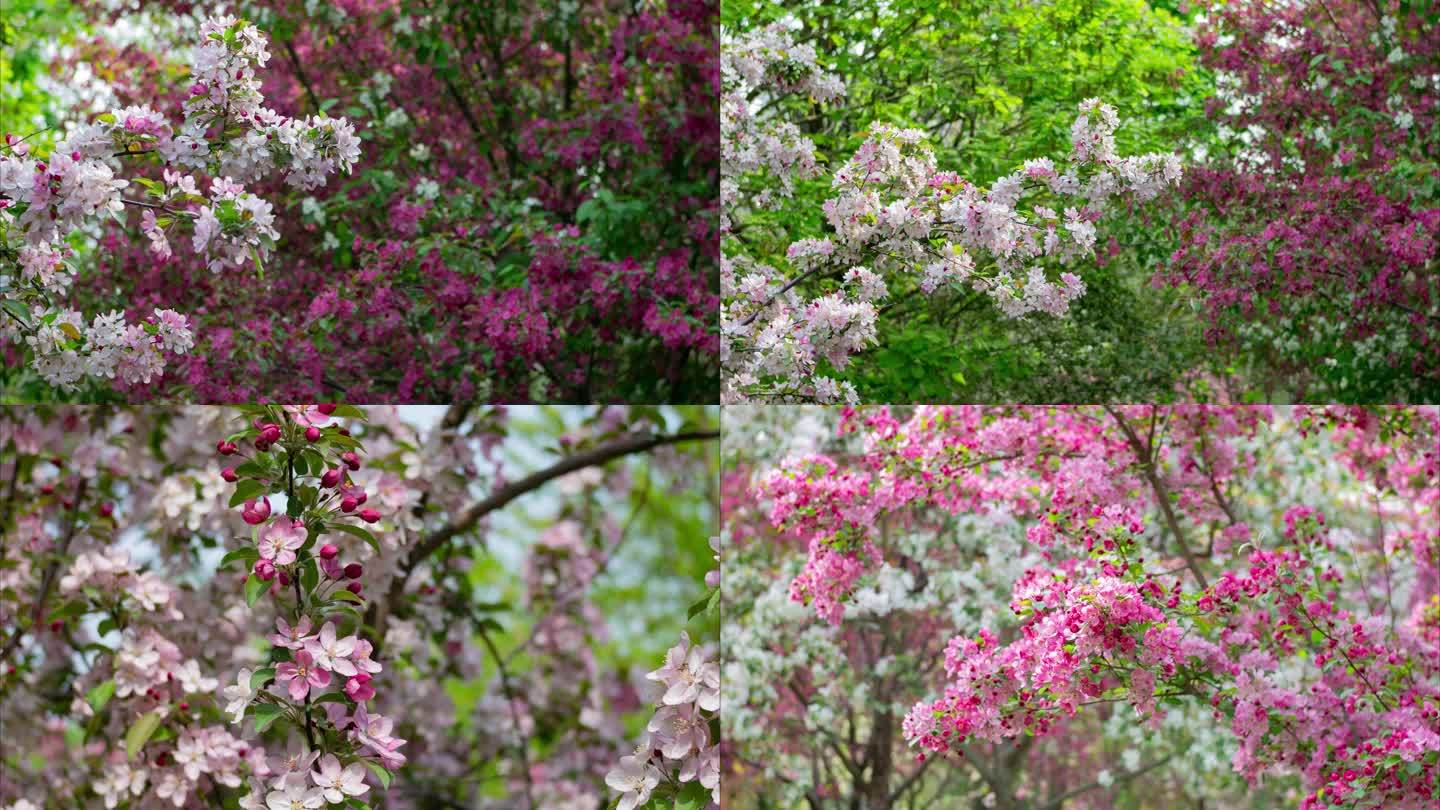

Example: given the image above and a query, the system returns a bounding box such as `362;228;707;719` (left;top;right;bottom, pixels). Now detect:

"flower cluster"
608;632;720;810
1;15;357;392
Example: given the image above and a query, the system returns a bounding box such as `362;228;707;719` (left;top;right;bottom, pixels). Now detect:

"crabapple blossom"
276;650;331;701
265;782;326;810
310;754;370;803
305;622;358;677
258;518;306;566
222;667;258;723
606;755;663;810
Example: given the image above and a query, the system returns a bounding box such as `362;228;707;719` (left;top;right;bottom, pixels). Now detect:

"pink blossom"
275;650;330;701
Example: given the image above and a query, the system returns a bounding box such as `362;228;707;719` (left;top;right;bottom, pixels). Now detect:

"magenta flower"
241;497;272;525
258;519;306;566
275;650;330;701
343;673;375;702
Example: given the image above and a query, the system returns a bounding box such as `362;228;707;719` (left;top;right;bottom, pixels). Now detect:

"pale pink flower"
270;745;320;790
283;405;332;428
606;755;661;810
269;615;315;650
258;519;306;566
265;781;325;810
647;703;708;759
304;622;357;676
310;754;369;803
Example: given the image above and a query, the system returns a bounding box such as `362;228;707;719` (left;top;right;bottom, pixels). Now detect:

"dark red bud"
359;509;380;524
221;468;238;482
344;563;363;579
317;404;337;415
346;581;363;595
319;544;339;560
305;426;322;442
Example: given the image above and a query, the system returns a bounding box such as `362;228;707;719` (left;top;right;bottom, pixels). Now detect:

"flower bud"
346;581;363;595
359;509;381;524
98;502;114;518
221;468;238;482
241;497;272;525
278;571;292;586
217;440;237;456
259;423;282;444
321;468;342;489
305;426;322;442
254;439;270;453
340;497;358;513
317;404;337;415
344;673;375;702
344;563;363;579
320;556;344;579
341;451;361;471
319;544;339;560
253;558;276;581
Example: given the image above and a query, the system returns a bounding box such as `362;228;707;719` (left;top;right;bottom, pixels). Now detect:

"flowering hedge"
724;405;1438;807
0;404;719;808
2;0;718;402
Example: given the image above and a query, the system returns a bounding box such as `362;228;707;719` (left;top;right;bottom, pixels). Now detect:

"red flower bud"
278;571;292;586
317;404;337;415
344;563;363;579
319;544;339;560
359;509;381;524
254;559;276;581
341;452;361;471
259;424;282;444
98;502;114;518
305;426;322;442
346;581;363;595
241;497;272;525
321;468;342;488
217;440;237;455
340;497;358;513
221;468;238;482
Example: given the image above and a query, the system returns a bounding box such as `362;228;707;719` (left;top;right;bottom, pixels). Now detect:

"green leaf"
220;547;261;570
124;710;162;759
245;574;267;608
250;668;276;690
329;589;365;603
250;703;285;733
229;479;267;508
363;760;393;790
2;298;33;327
686;588;719;621
328;522;381;553
672;781;709;810
86;679;116;714
300;558;319;595
330;405;367;421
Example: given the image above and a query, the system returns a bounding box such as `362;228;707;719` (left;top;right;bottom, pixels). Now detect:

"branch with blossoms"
212;404;406;808
606;539;721;810
720;24;1183;403
0;16;359;393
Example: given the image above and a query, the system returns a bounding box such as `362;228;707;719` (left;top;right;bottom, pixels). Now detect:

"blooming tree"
1164;0;1440;399
720;24;1183;403
4;0;718;402
0;404;718;808
731;405;1438;807
0;16;359;392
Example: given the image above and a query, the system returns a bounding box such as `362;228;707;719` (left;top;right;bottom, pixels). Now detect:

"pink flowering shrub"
0;404;718;808
741;405;1439;807
1164;0;1440;398
4;0;718;401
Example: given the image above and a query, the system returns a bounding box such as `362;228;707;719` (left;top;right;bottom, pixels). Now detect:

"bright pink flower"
275;650;330;701
269;615;315;650
241;497;272;525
